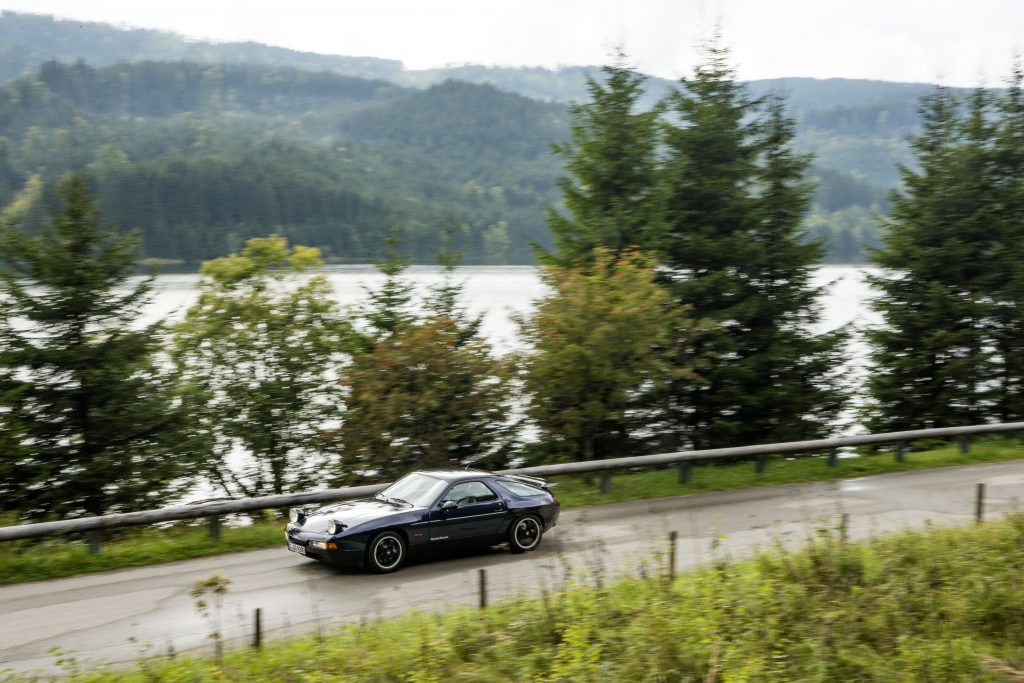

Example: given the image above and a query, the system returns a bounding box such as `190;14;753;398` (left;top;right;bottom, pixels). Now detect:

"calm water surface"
143;264;879;357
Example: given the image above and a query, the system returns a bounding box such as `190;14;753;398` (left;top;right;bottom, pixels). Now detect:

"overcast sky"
0;0;1020;86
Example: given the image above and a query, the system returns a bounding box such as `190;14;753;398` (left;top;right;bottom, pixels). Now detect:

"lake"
143;264;879;358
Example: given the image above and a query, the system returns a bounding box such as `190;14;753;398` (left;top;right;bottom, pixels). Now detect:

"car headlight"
327;519;347;535
289;508;306;524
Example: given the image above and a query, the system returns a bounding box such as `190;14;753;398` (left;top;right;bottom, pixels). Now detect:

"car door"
428;480;506;542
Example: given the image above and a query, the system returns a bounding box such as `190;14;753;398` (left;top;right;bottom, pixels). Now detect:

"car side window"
441;481;498;506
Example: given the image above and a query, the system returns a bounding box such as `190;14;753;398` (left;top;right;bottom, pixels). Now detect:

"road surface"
2;460;1022;675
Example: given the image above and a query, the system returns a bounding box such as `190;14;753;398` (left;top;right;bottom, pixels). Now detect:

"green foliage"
20;511;1024;682
543;53;660;266
338;316;515;480
0;172;190;518
658;44;849;449
518;249;699;461
867;72;1024;429
172;235;353;497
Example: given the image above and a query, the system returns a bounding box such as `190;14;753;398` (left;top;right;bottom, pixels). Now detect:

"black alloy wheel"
509;515;543;553
367;531;406;573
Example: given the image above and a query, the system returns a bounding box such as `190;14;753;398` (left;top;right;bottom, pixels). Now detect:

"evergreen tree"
0;172;189;518
865;87;998;430
866;76;1024;430
659;44;847;447
425;220;482;344
989;65;1024;421
543;51;660;266
361;224;415;343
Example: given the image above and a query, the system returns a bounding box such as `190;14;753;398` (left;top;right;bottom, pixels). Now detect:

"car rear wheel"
367;531;406;573
509;515;543;553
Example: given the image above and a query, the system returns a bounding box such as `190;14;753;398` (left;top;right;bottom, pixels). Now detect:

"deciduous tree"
173;235;353;497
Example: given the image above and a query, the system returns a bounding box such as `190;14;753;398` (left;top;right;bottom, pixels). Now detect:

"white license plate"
288;542;306;556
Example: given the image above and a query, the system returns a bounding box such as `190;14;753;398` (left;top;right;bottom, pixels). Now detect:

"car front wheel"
508;515;543;553
367;531;406;573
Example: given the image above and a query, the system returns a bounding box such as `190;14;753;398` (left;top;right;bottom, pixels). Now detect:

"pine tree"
0;172;190;518
361;224;415;343
865;87;998;430
543;51;660;266
989;65;1024;421
658;44;847;448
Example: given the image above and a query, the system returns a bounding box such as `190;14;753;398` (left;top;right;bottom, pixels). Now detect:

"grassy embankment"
1;436;1022;586
7;510;1024;681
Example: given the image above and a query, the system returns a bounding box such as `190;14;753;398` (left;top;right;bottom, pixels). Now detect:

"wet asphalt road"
2;460;1023;675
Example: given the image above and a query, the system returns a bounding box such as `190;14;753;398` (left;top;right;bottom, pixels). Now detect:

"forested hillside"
0;11;960;263
0;60;567;263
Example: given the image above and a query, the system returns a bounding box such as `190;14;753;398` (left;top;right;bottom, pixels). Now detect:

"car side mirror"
440;500;458;513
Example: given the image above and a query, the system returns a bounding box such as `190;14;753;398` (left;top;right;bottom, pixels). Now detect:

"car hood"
293;498;412;534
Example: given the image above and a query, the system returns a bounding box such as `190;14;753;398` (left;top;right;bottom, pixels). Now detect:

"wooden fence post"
827;448;838;467
668;530;678;583
253;608;262;649
895;441;906;463
208;516;221;540
976;483;985;523
478;568;488;609
599;470;611;494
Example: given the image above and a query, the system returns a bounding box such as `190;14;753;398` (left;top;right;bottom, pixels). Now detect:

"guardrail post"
976;483;985;523
756;454;767;475
253;608;262;649
478;568;487;609
599;470;611;494
827;448;838;467
208;515;221;540
678;461;691;484
959;435;971;455
895;441;906;463
85;530;101;555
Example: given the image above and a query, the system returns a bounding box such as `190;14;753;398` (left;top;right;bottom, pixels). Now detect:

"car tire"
366;531;406;573
508;515;543;553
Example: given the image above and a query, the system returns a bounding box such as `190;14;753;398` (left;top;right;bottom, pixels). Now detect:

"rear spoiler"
504;473;557;490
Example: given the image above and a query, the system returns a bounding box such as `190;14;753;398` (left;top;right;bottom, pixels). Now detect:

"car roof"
413;469;494;482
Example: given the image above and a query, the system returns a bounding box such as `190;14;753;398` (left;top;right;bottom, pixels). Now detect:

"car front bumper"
285;527;365;567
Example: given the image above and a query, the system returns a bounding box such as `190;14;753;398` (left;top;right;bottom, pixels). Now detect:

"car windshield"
379;473;447;508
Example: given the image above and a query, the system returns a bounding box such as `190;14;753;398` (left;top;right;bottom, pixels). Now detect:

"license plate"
288;542;306;556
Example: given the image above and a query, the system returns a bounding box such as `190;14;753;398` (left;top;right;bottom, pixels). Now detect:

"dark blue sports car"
284;469;560;573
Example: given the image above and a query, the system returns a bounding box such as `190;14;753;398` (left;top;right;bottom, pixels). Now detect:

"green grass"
9;512;1024;681
0;518;285;586
2;436;1022;586
550;435;1024;507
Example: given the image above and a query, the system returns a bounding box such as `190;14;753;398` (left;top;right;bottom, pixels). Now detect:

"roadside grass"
1;436;1022;587
550;435;1024;508
0;518;284;586
8;511;1024;681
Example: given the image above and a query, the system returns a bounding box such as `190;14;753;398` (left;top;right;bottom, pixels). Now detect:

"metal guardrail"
1;421;1023;543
